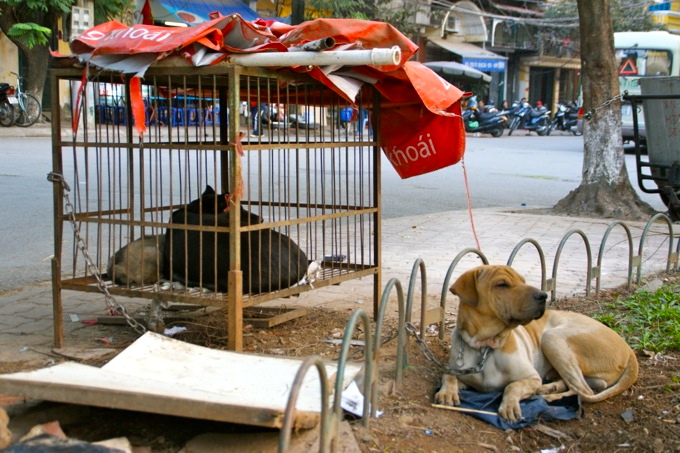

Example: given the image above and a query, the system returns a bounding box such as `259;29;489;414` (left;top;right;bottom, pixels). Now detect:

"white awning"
424;61;492;83
428;36;507;73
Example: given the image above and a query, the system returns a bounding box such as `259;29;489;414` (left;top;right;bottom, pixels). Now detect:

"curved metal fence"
278;214;678;452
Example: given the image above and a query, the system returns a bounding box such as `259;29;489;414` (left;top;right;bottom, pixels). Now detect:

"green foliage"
0;0;72;43
373;0;425;38
0;0;132;51
610;0;666;32
538;0;666;67
0;0;132;35
305;0;424;37
305;0;371;20
0;0;72;15
6;22;51;48
594;284;680;353
94;0;133;24
545;0;666;33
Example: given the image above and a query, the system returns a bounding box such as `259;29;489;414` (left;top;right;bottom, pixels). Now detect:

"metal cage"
50;59;382;350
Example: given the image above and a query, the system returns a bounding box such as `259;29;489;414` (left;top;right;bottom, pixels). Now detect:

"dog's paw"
498;397;523;422
537;380;567;395
434;388;460;406
434;375;461;406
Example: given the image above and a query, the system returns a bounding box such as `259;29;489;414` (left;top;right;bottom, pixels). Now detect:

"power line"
430;0;580;28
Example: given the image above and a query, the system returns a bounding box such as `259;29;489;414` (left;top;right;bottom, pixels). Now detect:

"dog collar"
450;333;493;375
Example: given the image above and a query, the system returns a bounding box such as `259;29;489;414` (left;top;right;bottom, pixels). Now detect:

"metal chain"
452;341;492;376
583;90;628;121
404;322;451;373
404;322;492;376
47;172;147;335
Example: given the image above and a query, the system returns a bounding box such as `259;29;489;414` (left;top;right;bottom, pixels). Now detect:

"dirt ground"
1;274;679;452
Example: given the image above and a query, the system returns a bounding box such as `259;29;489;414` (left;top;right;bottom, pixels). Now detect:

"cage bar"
50;58;381;350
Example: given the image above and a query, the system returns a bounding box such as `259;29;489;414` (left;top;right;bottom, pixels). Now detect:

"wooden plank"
422;307;444;326
243;307;308;328
0;332;362;429
95;311;205;326
0;363;300;428
96;306;306;328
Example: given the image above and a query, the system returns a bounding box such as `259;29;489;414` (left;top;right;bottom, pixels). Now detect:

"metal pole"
291;0;304;25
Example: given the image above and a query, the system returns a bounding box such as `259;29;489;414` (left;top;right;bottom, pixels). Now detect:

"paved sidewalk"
0;123;55;138
0;123;677;365
0;207;676;367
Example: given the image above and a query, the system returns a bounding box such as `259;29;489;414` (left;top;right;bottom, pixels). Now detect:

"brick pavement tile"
0;316;33;332
5;305;55;321
0;285;50;303
0;302;35;317
28;319;60;333
0;209;676;365
2;322;50;336
4;333;52;348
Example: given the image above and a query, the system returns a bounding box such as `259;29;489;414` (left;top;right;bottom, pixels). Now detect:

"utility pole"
292;0;304;25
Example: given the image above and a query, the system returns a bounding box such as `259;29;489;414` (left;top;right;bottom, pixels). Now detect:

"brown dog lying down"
434;265;639;422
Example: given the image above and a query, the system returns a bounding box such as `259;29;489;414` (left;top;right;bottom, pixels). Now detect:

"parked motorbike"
508;102;550;136
497;101;522;129
463;105;505;137
547;102;581;135
0;82;15;127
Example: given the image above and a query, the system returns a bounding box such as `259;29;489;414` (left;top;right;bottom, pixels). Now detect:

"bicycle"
10;71;42;127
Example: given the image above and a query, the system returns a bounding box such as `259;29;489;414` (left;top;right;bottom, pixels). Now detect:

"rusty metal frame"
49;59;382;350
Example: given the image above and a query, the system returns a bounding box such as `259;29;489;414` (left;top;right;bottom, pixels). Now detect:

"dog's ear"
203;185;215;195
451;268;481;307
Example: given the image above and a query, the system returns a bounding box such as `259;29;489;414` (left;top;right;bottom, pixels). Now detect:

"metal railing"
277;213;677;452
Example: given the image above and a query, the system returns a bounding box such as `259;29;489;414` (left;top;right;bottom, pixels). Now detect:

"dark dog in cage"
107;235;166;286
183;185;263;226
163;186;309;293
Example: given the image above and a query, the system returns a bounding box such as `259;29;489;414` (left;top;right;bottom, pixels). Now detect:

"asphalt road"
381;133;665;218
0;134;666;292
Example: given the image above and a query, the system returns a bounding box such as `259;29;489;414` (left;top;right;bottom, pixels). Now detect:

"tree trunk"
552;0;655;220
13;42;49;103
0;6;52;119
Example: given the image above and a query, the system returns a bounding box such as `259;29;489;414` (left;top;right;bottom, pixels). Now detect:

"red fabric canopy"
67;15;466;178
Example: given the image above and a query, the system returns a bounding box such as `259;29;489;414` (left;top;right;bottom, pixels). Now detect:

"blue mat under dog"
435;389;582;429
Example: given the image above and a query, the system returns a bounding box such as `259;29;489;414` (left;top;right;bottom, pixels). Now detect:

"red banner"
65;16;466;178
376;62;466;178
71;16;277;60
380;103;465;179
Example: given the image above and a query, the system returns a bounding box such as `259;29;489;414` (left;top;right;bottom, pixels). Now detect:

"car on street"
621;101;647;147
576;104;646;149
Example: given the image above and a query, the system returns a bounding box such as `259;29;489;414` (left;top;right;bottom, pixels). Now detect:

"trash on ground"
163;326;187;337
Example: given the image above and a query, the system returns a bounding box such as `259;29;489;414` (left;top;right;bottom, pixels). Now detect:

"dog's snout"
534;291;548;306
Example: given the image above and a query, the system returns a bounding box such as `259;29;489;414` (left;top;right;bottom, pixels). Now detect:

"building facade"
650;0;680;33
1;0;674;116
420;0;582;110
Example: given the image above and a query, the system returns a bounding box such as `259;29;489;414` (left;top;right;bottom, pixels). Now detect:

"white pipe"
226;46;402;67
288;37;336;52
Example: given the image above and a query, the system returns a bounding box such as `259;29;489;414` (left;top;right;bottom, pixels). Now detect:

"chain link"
404;322;451;373
47;172;147;335
405;322;492;376
583;90;628;121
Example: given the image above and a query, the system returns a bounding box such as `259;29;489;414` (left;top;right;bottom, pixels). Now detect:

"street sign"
462;58;506;72
619;58;638;75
